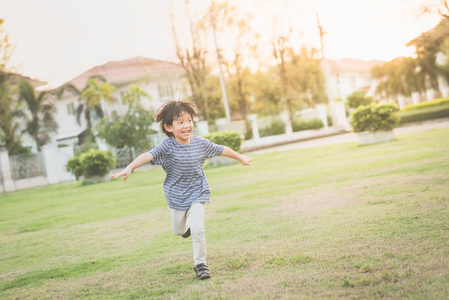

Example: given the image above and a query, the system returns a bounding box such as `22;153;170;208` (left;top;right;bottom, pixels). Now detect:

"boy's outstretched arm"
220;146;252;166
112;152;154;181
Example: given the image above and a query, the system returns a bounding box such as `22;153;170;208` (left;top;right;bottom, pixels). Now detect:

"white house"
325;58;385;102
52;56;189;147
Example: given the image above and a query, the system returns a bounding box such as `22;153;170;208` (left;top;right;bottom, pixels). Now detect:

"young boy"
112;99;252;280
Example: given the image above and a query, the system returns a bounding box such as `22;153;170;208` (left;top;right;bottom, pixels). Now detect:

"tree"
121;84;151;106
0;18;27;154
0;76;22;153
96;86;154;162
59;75;116;142
372;57;425;101
272;30;295;122
169;0;211;120
287;46;327;109
251;70;283;116
211;0;258;120
419;0;449;18
346;90;373;109
18;81;58;152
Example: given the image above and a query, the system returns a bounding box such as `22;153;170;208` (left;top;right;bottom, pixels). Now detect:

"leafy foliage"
0;19;24;154
59;76;116;143
371;57;424;99
204;131;241;152
251;71;283;116
120;84;150;107
350;103;399;133
401;97;449;111
79;149;116;178
292;118;324;132
65;156;83;180
346;90;373;109
398;104;449;124
96;85;154;162
97;107;154;150
18;81;58;151
7;142;32;156
259;120;285;137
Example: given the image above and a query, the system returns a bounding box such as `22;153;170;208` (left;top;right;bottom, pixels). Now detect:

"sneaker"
181;228;191;238
194;263;211;280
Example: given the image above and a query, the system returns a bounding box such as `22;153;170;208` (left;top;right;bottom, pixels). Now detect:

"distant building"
52;56;189;147
325;58;385;102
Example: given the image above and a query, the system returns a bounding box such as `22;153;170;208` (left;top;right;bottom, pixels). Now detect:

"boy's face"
164;112;194;145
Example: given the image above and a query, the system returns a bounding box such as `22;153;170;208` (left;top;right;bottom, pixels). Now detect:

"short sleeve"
203;137;224;158
149;139;169;165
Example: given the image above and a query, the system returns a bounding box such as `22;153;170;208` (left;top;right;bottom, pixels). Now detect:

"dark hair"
155;99;197;137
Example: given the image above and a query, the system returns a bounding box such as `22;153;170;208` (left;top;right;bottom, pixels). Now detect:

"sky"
0;0;443;89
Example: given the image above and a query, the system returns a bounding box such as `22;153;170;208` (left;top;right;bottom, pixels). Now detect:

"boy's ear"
164;124;173;133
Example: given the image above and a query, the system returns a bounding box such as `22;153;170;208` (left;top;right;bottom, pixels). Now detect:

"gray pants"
170;202;206;265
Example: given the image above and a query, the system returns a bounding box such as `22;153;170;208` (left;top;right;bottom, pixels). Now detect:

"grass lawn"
1;128;448;299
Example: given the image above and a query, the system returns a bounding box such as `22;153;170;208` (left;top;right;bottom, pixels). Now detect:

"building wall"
53;71;188;147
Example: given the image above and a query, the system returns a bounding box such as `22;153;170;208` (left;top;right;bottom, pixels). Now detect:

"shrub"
79;149;116;178
259;120;285;137
73;142;98;156
398;104;449;124
346;90;373;109
66;156;83;180
8;142;32;156
292;118;324;132
401;97;449;111
204;131;242;152
350;102;399;133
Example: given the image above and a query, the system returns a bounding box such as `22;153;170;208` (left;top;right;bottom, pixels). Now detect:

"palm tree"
18;81;58;152
59;75;117;142
0;73;22;153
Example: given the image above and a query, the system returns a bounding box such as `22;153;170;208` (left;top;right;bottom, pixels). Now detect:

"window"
67;103;75;115
157;83;174;99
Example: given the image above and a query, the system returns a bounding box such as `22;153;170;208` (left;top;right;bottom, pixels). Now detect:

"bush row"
255;117;328;138
292;118;324;132
204;131;242;152
259;120;285;137
398;104;449;124
401;97;449;111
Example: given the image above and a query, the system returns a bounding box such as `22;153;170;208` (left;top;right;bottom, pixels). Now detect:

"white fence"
0;145;76;193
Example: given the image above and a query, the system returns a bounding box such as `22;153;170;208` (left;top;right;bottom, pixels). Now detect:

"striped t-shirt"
149;135;224;210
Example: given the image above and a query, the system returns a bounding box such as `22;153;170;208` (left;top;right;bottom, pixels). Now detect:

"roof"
2;72;46;86
326;58;385;75
407;18;449;47
59;56;184;91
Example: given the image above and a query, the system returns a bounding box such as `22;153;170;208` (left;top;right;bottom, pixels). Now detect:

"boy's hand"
112;166;132;181
240;155;252;166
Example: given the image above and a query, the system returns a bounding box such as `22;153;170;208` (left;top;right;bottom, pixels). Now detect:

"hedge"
292;118;324;132
259;120;285;137
398;104;449;124
401;97;449;112
204;131;242;152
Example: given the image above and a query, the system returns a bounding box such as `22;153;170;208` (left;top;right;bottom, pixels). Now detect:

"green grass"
1;128;449;299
